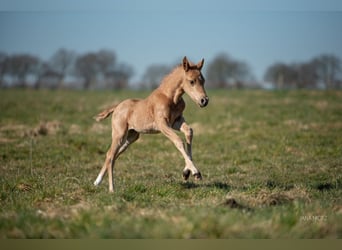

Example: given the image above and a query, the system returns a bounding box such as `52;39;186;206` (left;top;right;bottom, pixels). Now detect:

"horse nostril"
200;97;209;107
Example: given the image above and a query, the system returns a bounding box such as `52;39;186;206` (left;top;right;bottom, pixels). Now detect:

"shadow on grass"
181;181;254;211
181;181;232;191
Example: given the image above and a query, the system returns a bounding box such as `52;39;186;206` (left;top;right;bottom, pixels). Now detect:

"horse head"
181;56;209;108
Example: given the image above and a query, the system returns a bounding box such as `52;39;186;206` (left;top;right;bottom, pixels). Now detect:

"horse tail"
94;104;118;122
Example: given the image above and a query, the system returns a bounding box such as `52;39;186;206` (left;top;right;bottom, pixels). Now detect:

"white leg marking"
94;174;103;186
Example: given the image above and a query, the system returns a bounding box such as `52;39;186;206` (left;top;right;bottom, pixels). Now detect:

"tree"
264;63;298;89
0;49;136;90
50;48;76;89
142;64;171;89
107;63;134;89
74;50;134;89
206;53;252;88
74;52;99;89
96;49;116;75
35;62;62;89
264;62;317;89
294;62;318;89
0;52;7;87
265;55;342;89
5;54;40;87
96;50;118;89
312;54;341;89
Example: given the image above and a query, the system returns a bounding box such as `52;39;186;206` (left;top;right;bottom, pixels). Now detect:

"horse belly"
131;116;160;134
130;121;160;134
128;102;160;134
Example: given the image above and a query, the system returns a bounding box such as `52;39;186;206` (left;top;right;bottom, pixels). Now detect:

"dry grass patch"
225;186;311;209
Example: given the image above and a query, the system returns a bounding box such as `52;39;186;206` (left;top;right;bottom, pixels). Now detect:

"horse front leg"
161;119;202;181
172;117;199;180
180;122;201;180
172;116;193;160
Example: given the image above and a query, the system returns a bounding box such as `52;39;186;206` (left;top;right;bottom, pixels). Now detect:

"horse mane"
159;65;183;88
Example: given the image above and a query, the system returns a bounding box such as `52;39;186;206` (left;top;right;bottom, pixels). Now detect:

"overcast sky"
1;0;342;83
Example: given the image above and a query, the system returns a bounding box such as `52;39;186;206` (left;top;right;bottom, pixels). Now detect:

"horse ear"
197;58;204;70
183;56;190;72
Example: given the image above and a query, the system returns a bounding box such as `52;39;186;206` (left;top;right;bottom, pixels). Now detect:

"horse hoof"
193;172;202;180
182;169;191;180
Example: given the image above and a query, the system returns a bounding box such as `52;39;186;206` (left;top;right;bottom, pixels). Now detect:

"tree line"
264;54;342;89
1;49;341;90
0;49;133;90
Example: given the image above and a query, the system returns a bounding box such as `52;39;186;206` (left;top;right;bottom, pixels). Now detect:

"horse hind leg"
94;130;139;188
107;131;128;192
118;130;140;156
94;139;122;192
94;149;112;186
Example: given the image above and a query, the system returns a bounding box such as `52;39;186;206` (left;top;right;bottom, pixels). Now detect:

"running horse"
93;56;209;192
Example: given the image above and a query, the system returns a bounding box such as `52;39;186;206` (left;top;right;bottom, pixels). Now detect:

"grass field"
0;89;341;238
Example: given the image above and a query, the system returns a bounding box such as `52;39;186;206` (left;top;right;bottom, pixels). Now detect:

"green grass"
0;89;341;238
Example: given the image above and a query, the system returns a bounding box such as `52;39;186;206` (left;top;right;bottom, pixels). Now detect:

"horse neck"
158;67;184;104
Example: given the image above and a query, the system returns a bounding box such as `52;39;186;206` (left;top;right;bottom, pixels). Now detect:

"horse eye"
190;80;195;85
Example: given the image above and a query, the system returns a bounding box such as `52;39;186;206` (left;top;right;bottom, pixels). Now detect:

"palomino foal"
94;56;209;192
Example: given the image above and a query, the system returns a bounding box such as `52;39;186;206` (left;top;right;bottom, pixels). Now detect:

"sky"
1;0;342;84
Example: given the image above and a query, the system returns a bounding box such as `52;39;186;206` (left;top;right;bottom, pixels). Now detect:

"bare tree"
206;53;252;88
106;63;134;89
264;63;298;89
35;62;62;89
74;52;99;89
312;54;341;89
294;62;318;89
265;55;342;89
5;54;40;87
50;48;76;89
206;54;230;88
0;52;7;87
96;49;117;88
74;50;134;90
97;49;116;74
142;64;171;89
0;49;136;90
